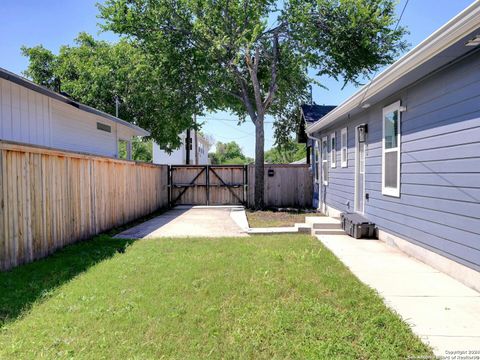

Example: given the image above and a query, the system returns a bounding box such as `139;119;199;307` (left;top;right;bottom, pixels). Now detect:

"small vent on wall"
97;122;111;133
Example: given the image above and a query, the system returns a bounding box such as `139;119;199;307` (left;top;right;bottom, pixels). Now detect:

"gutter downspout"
307;133;324;211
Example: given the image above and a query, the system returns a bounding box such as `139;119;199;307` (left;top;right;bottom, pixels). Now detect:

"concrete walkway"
115;206;248;238
315;229;480;356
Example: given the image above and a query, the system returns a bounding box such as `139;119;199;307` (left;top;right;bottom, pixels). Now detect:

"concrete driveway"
115;206;249;238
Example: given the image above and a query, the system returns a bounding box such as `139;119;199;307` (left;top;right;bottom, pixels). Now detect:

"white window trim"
341;127;348;168
354;124;366;214
315;141;320;183
330;132;336;168
382;101;401;197
322;136;328;186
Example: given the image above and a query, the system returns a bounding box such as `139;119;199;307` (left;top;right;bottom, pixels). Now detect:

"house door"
354;125;366;213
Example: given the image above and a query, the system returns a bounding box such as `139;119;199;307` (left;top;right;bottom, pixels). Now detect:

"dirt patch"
246;210;323;228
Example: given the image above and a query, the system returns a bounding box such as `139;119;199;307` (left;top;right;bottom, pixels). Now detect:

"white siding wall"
153;138;186;165
153;132;209;165
0;77;135;158
197;138;209;164
50;101;118;157
0;78;52;146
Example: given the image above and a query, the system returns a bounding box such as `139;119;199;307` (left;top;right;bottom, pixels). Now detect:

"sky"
0;0;476;157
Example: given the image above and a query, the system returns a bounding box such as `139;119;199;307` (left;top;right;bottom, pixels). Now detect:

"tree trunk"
254;114;265;209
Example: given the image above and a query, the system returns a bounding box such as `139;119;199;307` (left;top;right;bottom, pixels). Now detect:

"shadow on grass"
104;207;169;237
0;235;135;327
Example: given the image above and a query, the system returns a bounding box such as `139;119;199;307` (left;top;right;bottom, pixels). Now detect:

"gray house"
306;2;480;290
299;104;336;208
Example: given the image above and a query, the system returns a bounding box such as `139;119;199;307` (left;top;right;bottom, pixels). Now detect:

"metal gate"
169;165;247;206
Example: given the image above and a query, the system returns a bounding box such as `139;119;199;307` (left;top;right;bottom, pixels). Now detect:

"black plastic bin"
340;212;376;239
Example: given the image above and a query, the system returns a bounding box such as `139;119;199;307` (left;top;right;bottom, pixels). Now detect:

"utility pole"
194;114;199;165
185;128;191;165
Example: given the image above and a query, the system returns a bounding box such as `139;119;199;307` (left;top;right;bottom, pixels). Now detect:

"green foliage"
98;0;407;133
117;140;128;160
209;141;253;164
20;45;58;90
23;0;407;207
265;141;306;164
131;138;153;162
98;0;407;207
22;33;196;148
284;0;408;83
0;234;431;358
118;137;153;162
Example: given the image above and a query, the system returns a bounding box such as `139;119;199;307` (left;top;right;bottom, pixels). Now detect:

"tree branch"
217;85;243;102
246;47;264;118
239;78;257;123
262;33;279;110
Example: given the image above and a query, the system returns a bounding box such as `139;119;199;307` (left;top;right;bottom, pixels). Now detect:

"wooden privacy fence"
168;164;312;208
0;141;168;270
247;164;313;208
170;165;247;206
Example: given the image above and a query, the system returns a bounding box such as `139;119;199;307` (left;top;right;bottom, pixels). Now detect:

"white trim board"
381;101;401;198
354;124;366;214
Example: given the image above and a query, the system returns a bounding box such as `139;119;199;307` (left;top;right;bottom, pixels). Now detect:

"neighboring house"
153;131;209;165
0;67;149;159
306;2;480;290
299;104;336;208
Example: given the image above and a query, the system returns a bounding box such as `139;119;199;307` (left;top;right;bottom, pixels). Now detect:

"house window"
382;101;401;197
341;127;348;167
330;132;336;168
321;136;328;185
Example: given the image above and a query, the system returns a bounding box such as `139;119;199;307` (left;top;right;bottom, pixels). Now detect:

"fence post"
206;165;210;206
167;165;171;208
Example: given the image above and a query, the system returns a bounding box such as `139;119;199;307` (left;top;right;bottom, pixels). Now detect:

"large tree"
98;0;406;208
22;33;197;149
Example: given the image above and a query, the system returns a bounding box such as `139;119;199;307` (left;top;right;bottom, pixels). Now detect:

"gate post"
206;165;210;206
168;165;172;208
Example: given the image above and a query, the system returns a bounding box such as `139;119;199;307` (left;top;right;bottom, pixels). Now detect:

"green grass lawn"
0;234;431;359
247;210;323;228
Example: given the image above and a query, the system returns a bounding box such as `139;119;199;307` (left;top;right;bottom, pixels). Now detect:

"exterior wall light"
466;35;480;47
358;124;368;143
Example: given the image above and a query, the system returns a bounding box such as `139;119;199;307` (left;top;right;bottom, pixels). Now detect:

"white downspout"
307;133;322;211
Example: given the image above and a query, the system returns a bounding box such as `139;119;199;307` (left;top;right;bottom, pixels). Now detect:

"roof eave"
306;1;480;135
0;67;150;137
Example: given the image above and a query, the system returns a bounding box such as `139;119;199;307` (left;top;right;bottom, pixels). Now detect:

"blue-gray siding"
315;51;480;271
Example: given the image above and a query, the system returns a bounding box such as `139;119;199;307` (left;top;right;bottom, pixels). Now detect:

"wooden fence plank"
0;140;168;271
0;150;4;269
247;164;313;208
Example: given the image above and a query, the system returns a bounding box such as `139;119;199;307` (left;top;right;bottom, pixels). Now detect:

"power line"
198;116;275;124
358;0;410;107
213;133;252;141
207;118;255;136
396;0;410;28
